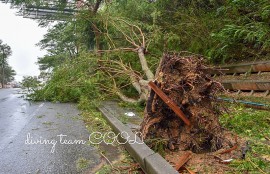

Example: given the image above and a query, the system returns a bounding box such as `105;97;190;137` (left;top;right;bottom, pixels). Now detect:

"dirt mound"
166;136;245;173
140;53;234;153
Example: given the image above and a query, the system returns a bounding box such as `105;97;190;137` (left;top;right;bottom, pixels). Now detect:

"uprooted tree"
140;53;235;153
93;16;236;153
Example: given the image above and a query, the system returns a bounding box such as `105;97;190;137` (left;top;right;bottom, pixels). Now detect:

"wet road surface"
0;88;101;174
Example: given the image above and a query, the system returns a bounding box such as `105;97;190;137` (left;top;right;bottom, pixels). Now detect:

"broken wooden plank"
148;81;191;126
174;152;192;171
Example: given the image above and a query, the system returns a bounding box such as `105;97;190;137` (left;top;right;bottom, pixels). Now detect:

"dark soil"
166;132;245;173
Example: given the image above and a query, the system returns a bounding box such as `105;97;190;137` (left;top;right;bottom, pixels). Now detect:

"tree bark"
1;54;5;88
116;90;138;103
1;65;4;88
138;47;154;80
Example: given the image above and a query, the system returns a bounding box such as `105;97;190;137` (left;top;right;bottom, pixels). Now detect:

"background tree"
209;0;270;63
21;76;41;93
0;39;14;88
36;21;79;71
1;65;16;84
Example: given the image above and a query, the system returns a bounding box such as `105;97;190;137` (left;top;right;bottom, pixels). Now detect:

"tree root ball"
140;53;233;153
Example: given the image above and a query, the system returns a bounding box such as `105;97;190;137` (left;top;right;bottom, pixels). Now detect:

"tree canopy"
8;0;269;100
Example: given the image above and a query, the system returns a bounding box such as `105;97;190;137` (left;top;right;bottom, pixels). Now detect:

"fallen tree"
97;17;154;103
140;53;235;153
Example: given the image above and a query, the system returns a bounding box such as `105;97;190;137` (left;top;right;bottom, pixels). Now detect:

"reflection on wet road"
0;88;40;150
0;88;101;173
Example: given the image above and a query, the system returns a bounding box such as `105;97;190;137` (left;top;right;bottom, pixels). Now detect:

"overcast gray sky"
0;2;48;82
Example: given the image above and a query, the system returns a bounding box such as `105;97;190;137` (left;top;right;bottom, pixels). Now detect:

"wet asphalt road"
0;88;101;174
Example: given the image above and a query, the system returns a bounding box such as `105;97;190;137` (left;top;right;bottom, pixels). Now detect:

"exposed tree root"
140;53;232;153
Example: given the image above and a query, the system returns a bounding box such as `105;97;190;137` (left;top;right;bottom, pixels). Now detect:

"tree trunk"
90;0;102;54
137;47;154;80
114;47;154;102
140;53;233;153
92;24;101;53
1;64;4;88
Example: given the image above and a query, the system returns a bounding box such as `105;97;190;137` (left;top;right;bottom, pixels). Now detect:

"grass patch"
42;121;53;126
220;104;270;173
36;115;45;119
144;138;167;157
118;101;145;117
95;164;112;174
55;113;64;118
118;114;129;124
78;97;142;173
95;150;142;174
76;157;91;171
221;106;270;140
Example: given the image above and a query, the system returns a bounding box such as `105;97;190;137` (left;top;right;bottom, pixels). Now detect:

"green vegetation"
95;150;142;174
42;121;54;126
95;165;111;174
220;104;270;173
0;39;16;87
221;106;270;139
9;0;269;103
36;115;45;119
21;76;41;93
31;53;108;102
5;0;270;173
78;97;111;134
76;157;91;171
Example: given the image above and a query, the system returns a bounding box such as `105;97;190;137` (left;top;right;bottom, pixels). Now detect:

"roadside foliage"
7;0;270;173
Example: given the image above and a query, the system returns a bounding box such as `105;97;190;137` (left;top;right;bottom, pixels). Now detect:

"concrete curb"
98;102;178;174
